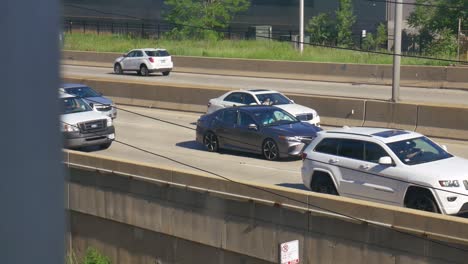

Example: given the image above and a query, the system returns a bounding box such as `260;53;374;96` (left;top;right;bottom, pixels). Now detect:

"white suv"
114;48;173;76
301;127;468;215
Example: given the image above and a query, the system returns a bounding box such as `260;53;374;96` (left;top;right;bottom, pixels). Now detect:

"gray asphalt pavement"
62;65;468;107
87;106;468;190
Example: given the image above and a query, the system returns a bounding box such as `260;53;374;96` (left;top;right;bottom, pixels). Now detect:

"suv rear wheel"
140;65;149;76
162;71;170;76
311;172;338;195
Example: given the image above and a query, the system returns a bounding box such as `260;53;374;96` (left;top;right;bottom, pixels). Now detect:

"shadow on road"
176;140;205;151
276;183;309;191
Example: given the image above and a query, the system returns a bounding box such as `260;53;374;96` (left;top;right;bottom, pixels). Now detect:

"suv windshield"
255;93;292;105
252;108;298;126
145;50;170;57
64;87;101;98
387;136;452;165
62;97;92;114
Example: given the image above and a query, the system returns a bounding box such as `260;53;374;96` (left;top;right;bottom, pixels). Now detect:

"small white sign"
280;240;299;264
362;29;367;37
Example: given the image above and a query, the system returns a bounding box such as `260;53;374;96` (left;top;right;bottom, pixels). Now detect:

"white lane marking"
239;162;300;174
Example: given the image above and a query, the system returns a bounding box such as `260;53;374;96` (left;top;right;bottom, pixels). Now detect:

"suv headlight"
62;123;79;132
439;180;460;187
106;118;113;127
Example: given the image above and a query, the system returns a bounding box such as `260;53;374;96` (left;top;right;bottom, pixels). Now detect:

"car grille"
78;119;107;133
296;113;314;121
464;180;468;190
95;105;112;112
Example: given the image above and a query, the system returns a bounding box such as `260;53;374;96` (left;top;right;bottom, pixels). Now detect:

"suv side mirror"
290;99;295;103
378;156;393;165
123;53;128;57
441;145;448;151
248;124;258;130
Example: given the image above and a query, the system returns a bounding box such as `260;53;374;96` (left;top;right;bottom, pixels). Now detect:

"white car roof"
227;89;281;96
133;48;167;52
324;127;424;144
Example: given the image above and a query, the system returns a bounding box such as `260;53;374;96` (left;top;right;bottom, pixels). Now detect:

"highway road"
62;64;468;107
88;105;468;191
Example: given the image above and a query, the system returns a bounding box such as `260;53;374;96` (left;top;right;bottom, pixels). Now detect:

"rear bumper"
63;126;115;148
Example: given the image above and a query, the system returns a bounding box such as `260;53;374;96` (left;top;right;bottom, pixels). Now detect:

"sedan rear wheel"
162;71;170;76
203;132;219;152
263;139;279;161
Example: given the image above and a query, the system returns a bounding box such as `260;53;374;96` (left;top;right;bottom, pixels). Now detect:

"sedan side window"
314;138;340;155
243;94;256;105
239;111;256;127
225;93;243;104
222;110;237;125
364;142;389;163
338;139;364;160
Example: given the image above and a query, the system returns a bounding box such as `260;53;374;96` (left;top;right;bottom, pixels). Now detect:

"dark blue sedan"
196;106;322;160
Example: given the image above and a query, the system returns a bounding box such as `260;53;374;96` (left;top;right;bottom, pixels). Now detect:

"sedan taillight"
148;57;154;63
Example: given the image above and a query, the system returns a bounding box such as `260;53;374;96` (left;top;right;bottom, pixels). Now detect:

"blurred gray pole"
391;0;403;102
457;18;462;62
0;0;64;264
299;0;304;53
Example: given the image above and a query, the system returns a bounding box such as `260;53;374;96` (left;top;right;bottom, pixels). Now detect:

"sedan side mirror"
378;156;393;165
123;53;128;57
248;124;258;130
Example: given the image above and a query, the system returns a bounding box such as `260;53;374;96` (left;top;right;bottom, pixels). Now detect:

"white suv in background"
207;89;321;126
114;48;173;76
301;127;468;215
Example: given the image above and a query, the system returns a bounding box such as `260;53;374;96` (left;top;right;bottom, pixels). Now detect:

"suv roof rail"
325;131;373;137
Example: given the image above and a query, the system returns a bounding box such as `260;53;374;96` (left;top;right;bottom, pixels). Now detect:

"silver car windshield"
386;136;452;165
62;97;92;114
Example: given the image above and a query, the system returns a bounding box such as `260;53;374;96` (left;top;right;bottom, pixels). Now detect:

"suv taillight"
148;57;154;63
301;152;307;160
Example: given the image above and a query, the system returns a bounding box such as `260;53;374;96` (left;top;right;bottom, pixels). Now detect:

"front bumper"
434;188;468;215
278;140;307;158
63;126;115;148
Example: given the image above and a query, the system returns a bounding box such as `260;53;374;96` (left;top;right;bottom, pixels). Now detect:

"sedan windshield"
65;87;101;98
253;109;299;126
255;93;292;105
62;97;92;114
387;136;452;165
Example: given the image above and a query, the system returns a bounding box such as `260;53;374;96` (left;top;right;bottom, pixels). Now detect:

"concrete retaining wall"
64;76;468;140
63;50;468;89
65;151;468;264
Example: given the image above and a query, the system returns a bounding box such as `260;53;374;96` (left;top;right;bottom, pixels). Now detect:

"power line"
366;0;466;9
59;119;468;254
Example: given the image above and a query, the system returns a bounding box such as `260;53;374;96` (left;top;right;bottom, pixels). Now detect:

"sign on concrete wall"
280;240;299;264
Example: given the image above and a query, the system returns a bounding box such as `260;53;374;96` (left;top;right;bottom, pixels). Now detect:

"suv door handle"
329;158;339;164
360;164;370;170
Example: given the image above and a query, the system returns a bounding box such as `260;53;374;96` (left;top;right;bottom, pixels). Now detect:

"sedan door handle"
329;158;339;164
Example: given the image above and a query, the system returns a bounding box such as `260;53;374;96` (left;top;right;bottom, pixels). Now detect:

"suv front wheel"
311;172;338;195
404;188;440;213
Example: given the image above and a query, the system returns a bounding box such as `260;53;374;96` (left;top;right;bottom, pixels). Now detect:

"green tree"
408;0;467;55
164;0;250;40
375;23;387;50
335;0;356;47
306;13;335;45
83;248;111;264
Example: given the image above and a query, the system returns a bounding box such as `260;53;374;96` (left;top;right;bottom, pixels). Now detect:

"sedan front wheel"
203;132;219;152
263;139;279;161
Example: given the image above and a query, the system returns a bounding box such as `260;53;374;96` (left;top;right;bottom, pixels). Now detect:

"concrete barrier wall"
63;50;468;88
65;151;468;264
64;76;468;140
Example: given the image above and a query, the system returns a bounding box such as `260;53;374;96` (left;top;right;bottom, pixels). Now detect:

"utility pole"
457;18;462;63
391;0;403;102
299;0;304;53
